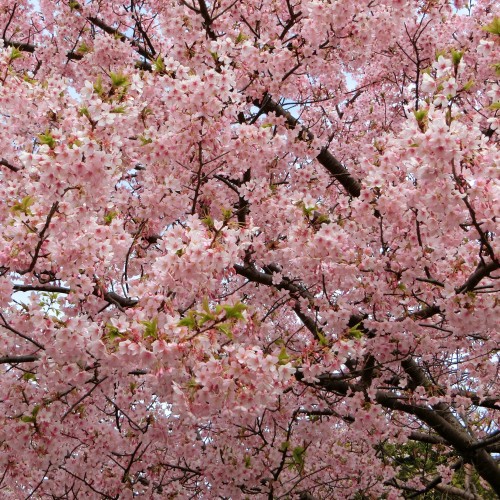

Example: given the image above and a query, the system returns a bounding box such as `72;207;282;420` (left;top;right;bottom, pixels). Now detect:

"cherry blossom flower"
421;73;437;94
0;2;498;498
433;55;453;78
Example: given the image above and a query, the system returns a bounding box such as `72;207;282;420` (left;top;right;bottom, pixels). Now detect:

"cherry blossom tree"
0;0;498;497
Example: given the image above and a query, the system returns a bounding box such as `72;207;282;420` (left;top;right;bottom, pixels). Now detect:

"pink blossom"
433;55;453;78
0;2;497;498
421;73;437;94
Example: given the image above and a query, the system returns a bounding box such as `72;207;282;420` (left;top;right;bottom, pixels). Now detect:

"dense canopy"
0;0;499;497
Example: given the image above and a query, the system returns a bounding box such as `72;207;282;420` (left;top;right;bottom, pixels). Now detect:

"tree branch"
0;158;21;172
87;16;154;61
0;355;38;364
13;284;138;309
0;313;45;350
408;431;448;445
456;261;499;294
254;96;362;197
19;202;59;275
433;484;481;500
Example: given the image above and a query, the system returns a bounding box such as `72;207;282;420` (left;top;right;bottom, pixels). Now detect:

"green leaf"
244;455;251;468
9;47;23;61
79;107;91;119
413;109;428;123
489;101;500;110
110;106;126;113
222;302;247;320
216;323;233;339
93;75;104;96
301;203;316;217
201;216;214;229
103;211;118;224
22;373;37;382
76;42;91;54
316;329;328;347
140;107;153;122
435;49;446;61
279;441;290;452
154;56;165;73
139;135;153;145
198;313;215;326
314;213;330;224
109;72;129;88
178;312;197;329
277;346;290;365
292;446;306;472
38;131;56;149
221;208;232;221
142;317;158;339
347;322;364;340
105;323;124;341
11;195;35;216
187;377;198;389
202;297;211;314
235;32;249;44
462;80;474;91
482;17;500;36
23;74;37;84
451;49;463;67
21;415;36;423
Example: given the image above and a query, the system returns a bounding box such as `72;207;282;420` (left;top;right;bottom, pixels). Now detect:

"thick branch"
3;38;83;61
456;261;499;294
255;96;361;197
452;389;500;410
433;484;481;500
2;39;35;52
13;284;71;294
297;365;500;493
87;16;153;61
234;264;314;301
468;430;500;451
196;0;217;40
0;158;21;172
408;431;448;445
13;284;138;309
104;291;139;309
0;355;38;364
400;358;500;494
292;306;322;342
